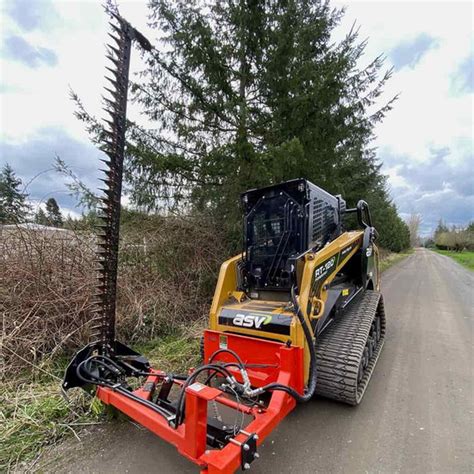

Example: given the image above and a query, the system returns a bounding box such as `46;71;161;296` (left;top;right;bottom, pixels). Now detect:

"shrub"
1;214;228;375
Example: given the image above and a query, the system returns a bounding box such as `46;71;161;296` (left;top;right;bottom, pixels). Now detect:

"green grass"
379;248;414;273
0;365;103;472
1;326;203;472
434;249;474;271
134;324;203;373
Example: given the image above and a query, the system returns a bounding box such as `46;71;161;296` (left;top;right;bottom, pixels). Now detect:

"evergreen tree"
73;0;409;252
128;0;398;245
45;197;63;227
34;208;49;226
434;219;449;238
128;1;393;209
0;163;30;224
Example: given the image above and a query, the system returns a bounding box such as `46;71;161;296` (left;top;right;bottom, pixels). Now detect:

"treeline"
0;163;64;227
431;220;474;251
73;0;409;254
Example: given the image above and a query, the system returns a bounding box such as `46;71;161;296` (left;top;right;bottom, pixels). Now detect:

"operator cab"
241;178;345;297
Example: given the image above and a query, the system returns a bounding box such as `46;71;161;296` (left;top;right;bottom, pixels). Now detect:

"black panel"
218;308;291;335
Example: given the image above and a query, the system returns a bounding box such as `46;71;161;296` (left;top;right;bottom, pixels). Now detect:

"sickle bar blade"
90;14;133;352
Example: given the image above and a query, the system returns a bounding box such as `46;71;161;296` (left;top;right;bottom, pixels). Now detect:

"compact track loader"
63;11;386;473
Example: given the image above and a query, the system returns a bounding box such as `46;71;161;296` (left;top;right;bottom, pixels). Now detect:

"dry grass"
1;226;97;376
379;248;414;273
1;215;226;376
116;213;226;341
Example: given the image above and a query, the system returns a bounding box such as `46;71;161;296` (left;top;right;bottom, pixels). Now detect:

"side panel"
297;231;364;381
209;254;242;331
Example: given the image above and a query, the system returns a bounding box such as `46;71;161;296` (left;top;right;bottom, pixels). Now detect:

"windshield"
244;194;304;289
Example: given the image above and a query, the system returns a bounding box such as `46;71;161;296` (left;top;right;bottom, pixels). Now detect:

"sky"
0;0;472;235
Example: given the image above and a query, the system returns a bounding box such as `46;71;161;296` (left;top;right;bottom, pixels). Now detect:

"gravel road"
43;248;473;473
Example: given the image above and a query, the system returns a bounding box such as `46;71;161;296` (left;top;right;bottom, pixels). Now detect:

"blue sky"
0;0;472;235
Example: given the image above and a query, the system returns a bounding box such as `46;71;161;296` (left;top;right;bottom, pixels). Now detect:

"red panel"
203;329;304;393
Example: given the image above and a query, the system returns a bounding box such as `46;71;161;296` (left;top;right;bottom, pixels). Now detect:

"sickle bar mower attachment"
88;11;151;353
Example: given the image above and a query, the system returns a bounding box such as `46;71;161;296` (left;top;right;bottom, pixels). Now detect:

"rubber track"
314;290;386;405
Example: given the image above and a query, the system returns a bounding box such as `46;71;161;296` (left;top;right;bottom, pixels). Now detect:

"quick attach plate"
241;432;258;470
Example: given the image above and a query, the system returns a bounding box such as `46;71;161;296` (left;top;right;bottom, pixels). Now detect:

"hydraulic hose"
76;355;175;420
208;348;245;368
246;285;318;402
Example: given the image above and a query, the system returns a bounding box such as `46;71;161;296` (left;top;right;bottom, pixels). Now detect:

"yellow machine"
208;178;385;404
64;176;386;472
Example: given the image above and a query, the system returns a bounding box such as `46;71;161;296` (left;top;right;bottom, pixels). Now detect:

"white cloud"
334;1;473;161
333;1;473;233
0;0;151;144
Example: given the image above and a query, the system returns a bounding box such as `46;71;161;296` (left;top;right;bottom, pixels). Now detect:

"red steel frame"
96;330;304;473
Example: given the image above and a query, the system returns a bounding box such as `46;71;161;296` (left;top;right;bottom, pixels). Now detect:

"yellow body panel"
208;230;378;383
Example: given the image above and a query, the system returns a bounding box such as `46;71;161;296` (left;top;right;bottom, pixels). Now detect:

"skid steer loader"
63;11;386;473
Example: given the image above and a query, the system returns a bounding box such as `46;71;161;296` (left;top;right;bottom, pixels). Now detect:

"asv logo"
232;313;271;329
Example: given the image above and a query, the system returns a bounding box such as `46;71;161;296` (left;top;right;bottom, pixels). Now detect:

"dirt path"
39;249;473;473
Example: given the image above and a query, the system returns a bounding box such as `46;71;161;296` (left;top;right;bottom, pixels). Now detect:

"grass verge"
0;365;103;472
434;249;474;271
1;323;204;472
380;249;414;273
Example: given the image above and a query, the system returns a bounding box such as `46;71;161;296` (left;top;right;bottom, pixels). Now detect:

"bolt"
254;453;260;459
243;444;250;451
243;463;251;470
253;434;259;440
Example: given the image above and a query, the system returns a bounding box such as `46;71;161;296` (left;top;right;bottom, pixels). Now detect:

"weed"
0;365;102;472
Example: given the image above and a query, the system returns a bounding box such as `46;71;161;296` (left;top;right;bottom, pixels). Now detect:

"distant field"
435;249;474;271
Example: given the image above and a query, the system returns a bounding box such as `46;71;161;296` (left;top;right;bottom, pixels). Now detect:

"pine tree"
73;0;408;252
434;219;449;238
127;1;394;207
45;197;63;227
0;163;30;224
34;208;49;226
